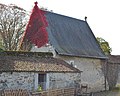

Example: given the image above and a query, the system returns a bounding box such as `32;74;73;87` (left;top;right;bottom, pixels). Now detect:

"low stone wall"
102;62;120;90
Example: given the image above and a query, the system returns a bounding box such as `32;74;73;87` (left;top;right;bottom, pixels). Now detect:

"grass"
93;87;120;96
112;87;120;92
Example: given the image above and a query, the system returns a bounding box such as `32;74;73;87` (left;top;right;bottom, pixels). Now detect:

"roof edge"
57;53;108;60
45;10;85;22
0;70;82;73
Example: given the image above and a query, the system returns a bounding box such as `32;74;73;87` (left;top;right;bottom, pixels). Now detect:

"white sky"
1;0;120;55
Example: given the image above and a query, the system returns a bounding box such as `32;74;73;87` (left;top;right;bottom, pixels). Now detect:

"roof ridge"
45;10;85;22
0;51;53;58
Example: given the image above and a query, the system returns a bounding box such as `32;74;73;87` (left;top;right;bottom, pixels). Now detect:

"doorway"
38;74;46;90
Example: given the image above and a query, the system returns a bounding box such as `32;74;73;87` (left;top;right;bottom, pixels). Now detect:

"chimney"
85;16;87;21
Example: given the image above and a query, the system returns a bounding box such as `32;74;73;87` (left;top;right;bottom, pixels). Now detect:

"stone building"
104;55;120;90
31;11;108;92
0;51;81;91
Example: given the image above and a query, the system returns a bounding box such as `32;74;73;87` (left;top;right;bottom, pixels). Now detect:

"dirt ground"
93;90;120;96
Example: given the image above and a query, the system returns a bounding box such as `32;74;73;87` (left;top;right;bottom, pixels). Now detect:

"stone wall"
117;65;120;85
48;73;81;89
0;72;35;91
56;55;105;92
102;62;120;90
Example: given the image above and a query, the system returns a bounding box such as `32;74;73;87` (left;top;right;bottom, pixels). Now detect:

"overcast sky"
1;0;120;55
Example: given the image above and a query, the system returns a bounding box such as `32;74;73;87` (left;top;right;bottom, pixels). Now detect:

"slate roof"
0;51;81;73
108;55;120;64
45;12;107;59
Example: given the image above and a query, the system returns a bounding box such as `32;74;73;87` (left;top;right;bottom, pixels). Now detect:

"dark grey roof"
45;12;107;59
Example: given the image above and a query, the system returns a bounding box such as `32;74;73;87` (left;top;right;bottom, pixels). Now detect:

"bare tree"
0;3;28;51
